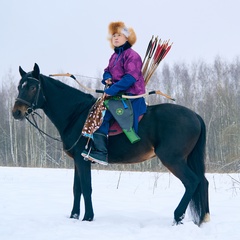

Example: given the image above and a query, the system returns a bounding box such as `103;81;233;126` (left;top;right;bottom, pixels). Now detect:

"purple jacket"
103;44;146;96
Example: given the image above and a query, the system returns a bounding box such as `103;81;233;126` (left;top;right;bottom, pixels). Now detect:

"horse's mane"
40;74;96;104
36;73;96;133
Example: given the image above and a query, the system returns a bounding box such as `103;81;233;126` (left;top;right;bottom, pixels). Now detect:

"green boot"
81;133;108;166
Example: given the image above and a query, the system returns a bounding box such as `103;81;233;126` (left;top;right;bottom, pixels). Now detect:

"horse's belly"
108;144;155;164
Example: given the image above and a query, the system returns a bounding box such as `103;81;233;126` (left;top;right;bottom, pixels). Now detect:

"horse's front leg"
70;165;82;219
71;154;94;221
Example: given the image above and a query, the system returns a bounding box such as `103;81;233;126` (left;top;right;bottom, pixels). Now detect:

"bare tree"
0;57;239;172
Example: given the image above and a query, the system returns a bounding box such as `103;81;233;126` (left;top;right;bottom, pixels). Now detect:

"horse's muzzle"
12;103;27;120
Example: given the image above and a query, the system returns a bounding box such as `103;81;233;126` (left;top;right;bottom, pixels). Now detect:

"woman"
82;21;147;165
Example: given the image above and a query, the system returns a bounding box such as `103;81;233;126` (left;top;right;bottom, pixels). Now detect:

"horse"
12;63;210;226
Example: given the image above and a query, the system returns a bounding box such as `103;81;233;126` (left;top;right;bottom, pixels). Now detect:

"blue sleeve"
102;72;112;85
104;74;136;96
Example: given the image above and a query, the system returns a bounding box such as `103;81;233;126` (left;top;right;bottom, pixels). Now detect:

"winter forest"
0;56;239;173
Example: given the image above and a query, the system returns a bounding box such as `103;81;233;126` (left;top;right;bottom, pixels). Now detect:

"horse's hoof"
203;213;211;222
82;216;94;221
172;220;183;226
173;213;185;225
70;213;79;219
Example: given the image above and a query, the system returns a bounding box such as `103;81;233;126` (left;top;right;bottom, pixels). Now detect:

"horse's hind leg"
203;176;210;222
158;154;200;224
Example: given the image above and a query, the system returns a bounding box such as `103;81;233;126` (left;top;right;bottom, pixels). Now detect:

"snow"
0;167;239;240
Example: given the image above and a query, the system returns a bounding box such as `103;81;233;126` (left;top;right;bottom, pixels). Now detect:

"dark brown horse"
12;63;210;226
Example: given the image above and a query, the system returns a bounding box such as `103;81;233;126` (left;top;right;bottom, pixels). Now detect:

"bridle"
15;75;88;152
15;76;62;143
15;76;43;116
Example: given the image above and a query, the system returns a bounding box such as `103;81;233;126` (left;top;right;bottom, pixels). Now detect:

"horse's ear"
19;66;26;77
33;63;40;78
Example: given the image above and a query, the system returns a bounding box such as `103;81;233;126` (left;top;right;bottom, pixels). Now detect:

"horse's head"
12;63;45;120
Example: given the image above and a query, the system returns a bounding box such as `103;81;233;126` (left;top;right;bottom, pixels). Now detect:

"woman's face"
111;33;127;47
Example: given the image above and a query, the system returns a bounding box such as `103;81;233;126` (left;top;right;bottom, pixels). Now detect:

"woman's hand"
105;78;112;85
103;92;111;98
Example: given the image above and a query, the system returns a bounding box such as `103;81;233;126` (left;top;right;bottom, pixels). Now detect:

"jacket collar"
114;41;132;54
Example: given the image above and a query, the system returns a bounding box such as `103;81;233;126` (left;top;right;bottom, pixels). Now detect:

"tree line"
0;56;239;172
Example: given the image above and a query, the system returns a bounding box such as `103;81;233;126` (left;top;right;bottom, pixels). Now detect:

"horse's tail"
187;114;209;226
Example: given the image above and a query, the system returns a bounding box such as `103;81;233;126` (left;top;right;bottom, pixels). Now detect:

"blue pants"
96;110;113;135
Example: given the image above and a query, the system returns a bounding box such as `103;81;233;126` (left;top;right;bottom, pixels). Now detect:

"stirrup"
81;152;108;165
90;158;108;166
81;147;92;162
82;153;108;166
88;155;108;166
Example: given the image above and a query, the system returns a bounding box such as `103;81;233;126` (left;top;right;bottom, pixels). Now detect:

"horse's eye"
30;85;36;91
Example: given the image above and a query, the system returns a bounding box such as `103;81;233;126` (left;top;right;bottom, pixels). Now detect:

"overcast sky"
1;0;239;82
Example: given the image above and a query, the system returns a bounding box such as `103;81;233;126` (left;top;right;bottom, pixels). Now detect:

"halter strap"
16;76;45;113
15;97;32;106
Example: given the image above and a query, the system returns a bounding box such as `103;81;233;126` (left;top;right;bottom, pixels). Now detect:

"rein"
25;108;85;152
17;76;64;143
25;112;62;142
18;75;87;152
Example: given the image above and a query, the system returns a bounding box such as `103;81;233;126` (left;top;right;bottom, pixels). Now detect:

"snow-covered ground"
0;167;239;240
